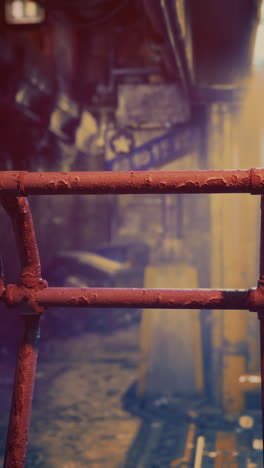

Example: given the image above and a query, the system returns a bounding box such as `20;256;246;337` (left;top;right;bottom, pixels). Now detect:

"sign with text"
106;122;199;171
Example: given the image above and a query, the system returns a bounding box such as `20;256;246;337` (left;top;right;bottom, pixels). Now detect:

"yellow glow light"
253;1;264;66
5;0;45;24
253;439;263;450
25;1;38;17
10;0;24;19
239;415;254;429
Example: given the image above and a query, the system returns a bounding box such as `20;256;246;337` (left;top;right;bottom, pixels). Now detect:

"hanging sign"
106;122;199;171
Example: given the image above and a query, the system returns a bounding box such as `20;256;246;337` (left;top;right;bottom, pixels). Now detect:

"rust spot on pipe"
250;168;264;194
203;177;227;188
71;177;80;188
249;287;264;312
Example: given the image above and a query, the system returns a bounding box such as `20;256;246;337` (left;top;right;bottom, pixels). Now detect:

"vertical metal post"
3;315;40;468
260;316;264;464
258;195;264;462
1;196;43;466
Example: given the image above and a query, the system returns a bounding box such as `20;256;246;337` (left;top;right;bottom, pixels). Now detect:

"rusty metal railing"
1;169;264;467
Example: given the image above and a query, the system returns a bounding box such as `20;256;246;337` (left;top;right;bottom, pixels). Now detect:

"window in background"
5;0;45;25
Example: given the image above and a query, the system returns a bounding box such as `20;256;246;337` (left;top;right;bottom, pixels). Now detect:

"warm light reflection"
239;415;254;429
25;0;38;17
253;1;264;66
10;0;23;19
253;439;263;450
5;0;45;24
239;375;261;384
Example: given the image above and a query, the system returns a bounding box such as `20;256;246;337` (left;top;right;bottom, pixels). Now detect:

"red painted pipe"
0;170;264;468
0;168;264;195
260;317;264;465
3;316;40;468
3;286;255;310
1;197;43;468
258;195;264;462
1;197;41;286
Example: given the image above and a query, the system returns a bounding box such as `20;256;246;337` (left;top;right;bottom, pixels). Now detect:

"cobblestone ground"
0;326;141;468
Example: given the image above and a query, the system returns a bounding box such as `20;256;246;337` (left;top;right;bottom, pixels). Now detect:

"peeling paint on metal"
0;168;263;195
0;168;264;467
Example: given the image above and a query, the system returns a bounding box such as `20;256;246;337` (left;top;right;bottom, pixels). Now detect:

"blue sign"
106;122;199;171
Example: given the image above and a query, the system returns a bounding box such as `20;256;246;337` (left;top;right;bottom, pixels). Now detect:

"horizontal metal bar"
3;286;258;310
0;169;264;195
34;287;256;309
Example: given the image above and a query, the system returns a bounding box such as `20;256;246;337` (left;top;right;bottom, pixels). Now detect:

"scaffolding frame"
0;169;264;467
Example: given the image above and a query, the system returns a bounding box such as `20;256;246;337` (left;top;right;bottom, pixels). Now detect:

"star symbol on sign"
110;130;134;156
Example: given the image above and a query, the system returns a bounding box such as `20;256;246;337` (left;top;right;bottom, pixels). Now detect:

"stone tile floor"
0;326;141;468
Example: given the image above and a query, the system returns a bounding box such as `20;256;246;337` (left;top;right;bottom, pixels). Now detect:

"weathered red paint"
0;168;264;195
3;316;40;468
0;169;264;466
260;317;264;466
1;197;43;287
258;195;264;464
1;285;259;311
1;197;45;468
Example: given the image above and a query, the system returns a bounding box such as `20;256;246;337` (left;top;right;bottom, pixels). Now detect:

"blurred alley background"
1;1;264;466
